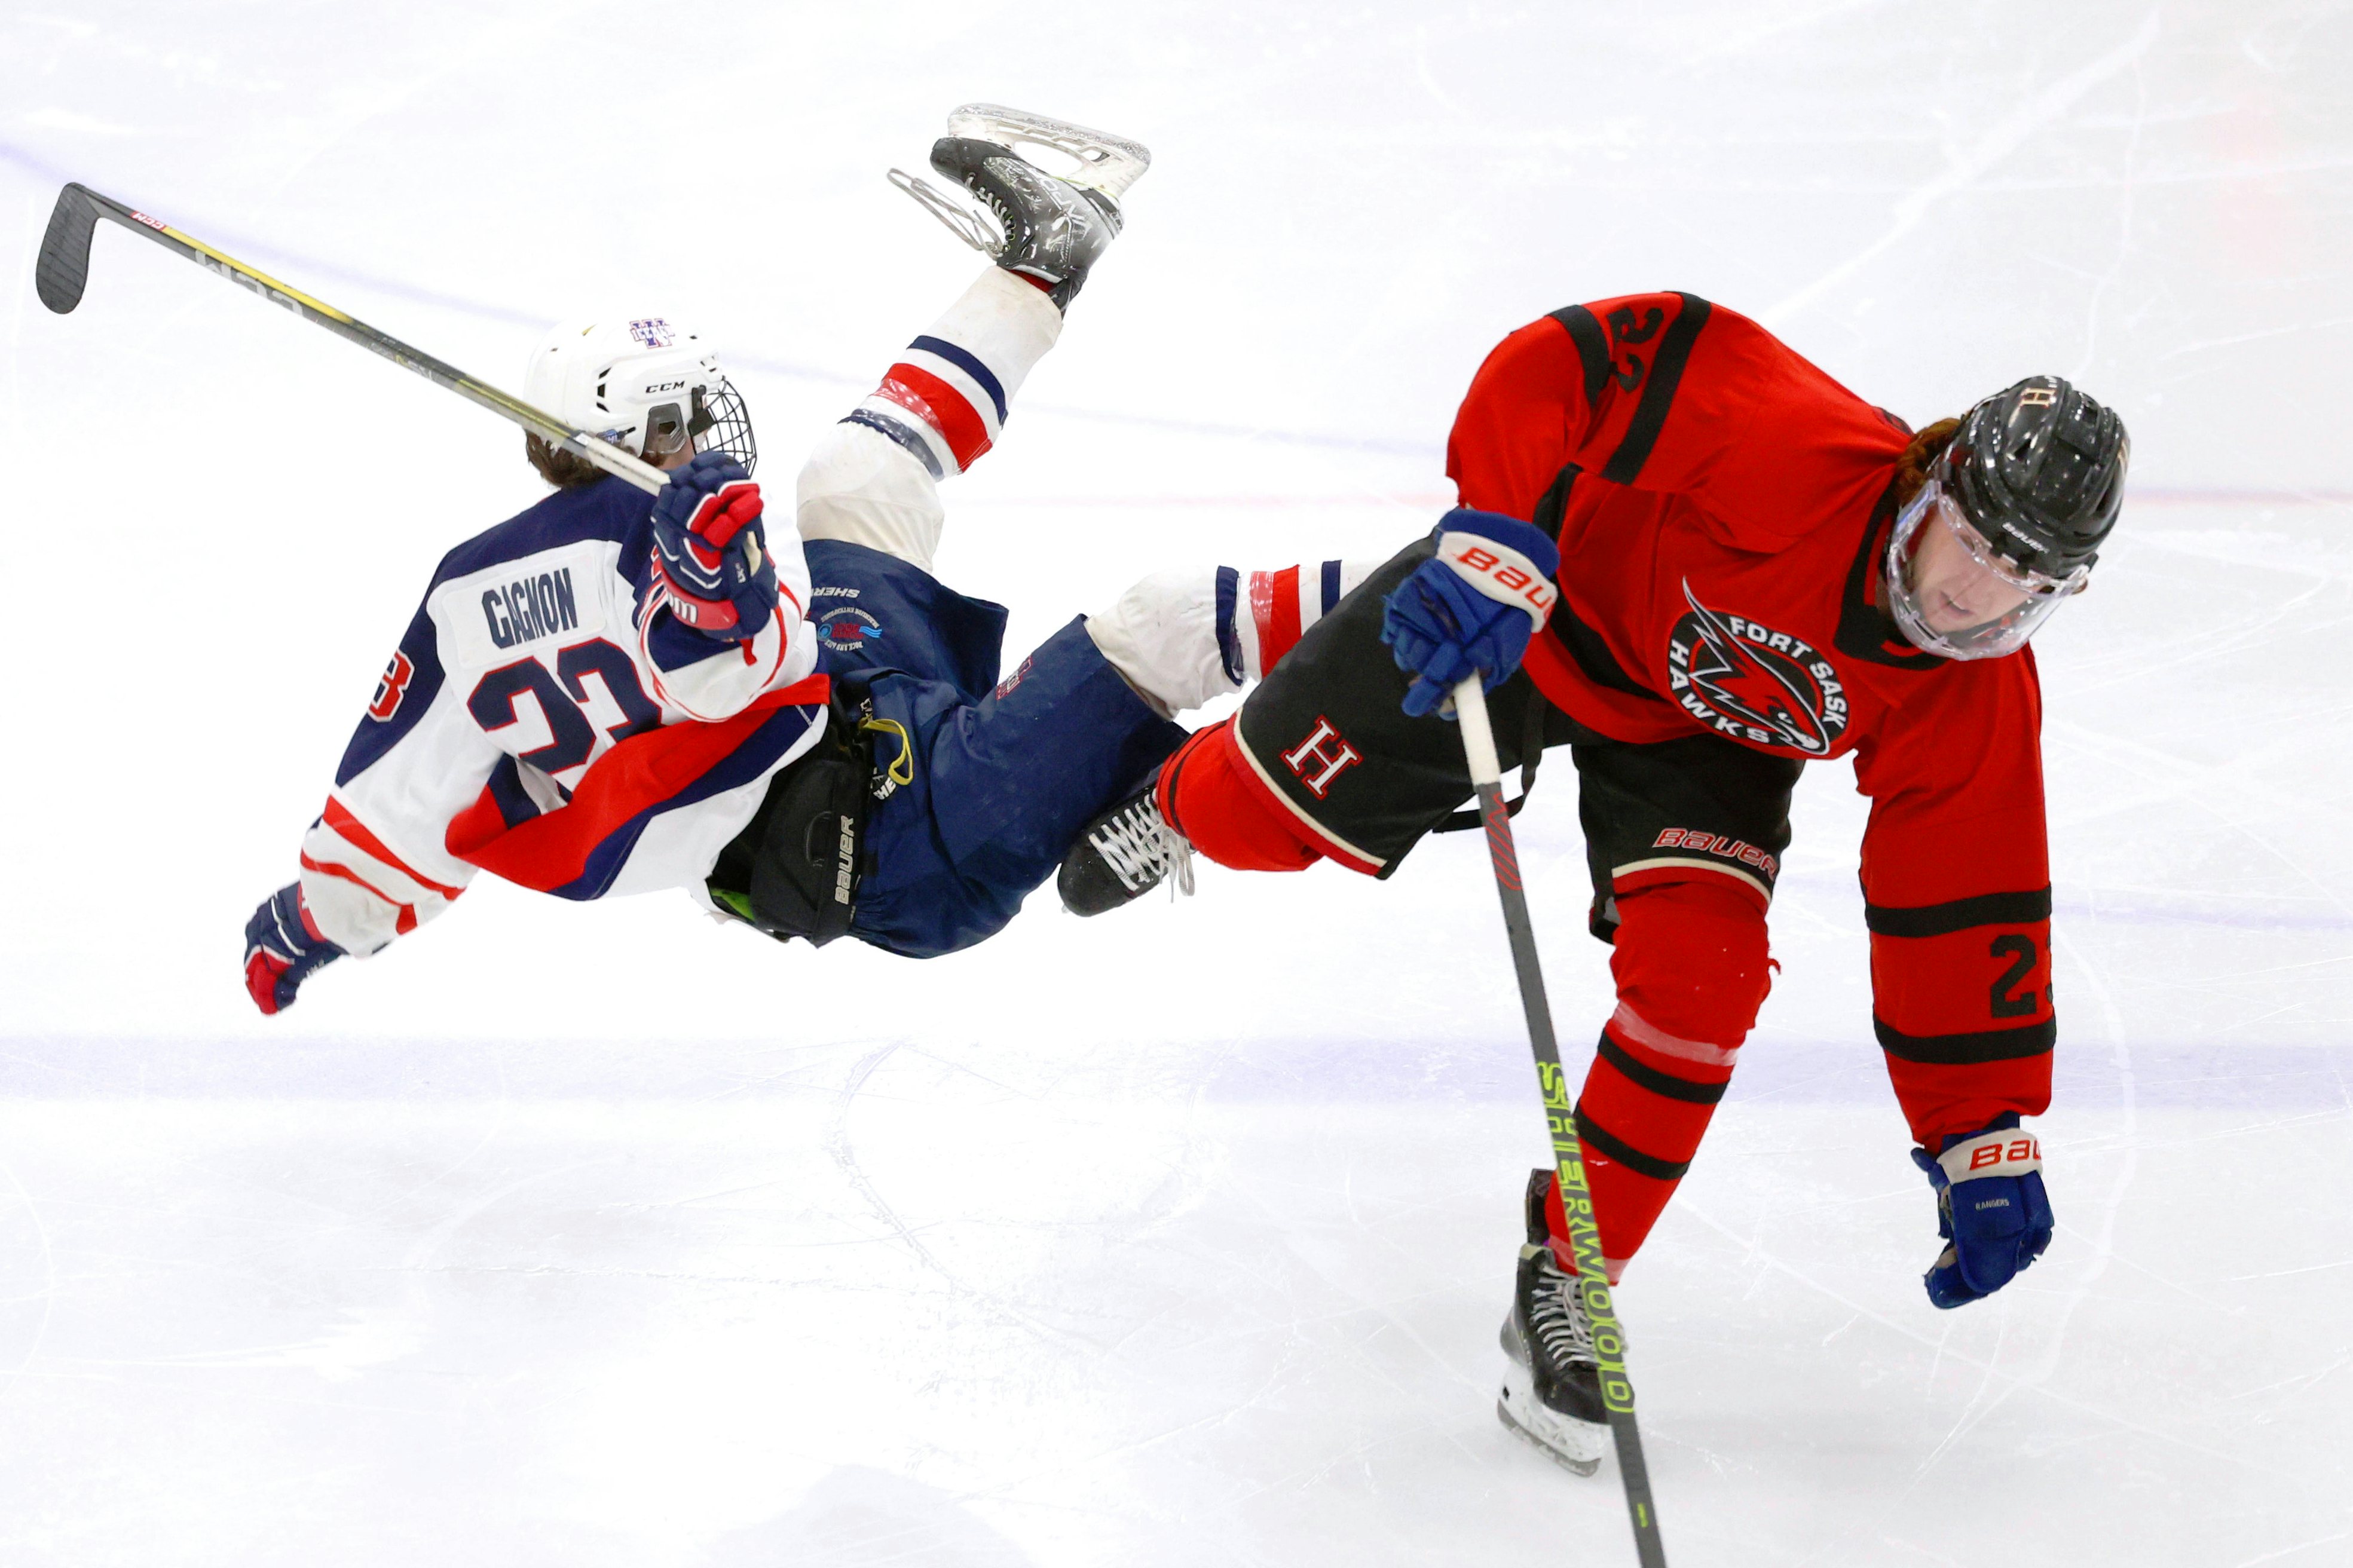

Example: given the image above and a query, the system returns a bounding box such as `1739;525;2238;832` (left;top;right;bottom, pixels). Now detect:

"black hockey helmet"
1936;375;2129;577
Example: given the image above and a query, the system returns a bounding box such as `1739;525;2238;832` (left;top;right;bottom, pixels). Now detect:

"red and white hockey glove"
1381;509;1559;718
649;451;776;639
1910;1113;2054;1308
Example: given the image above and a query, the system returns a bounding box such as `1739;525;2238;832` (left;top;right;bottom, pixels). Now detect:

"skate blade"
1497;1365;1605;1477
945;102;1151;198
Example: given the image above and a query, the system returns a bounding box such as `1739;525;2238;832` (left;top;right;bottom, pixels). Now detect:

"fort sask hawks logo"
1665;581;1849;757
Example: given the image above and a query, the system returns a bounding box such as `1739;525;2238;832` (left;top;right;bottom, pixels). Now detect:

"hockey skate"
1057;779;1193;916
1497;1168;1608;1476
889;104;1149;309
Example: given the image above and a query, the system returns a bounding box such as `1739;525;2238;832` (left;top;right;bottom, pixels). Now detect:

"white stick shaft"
1453;675;1504;786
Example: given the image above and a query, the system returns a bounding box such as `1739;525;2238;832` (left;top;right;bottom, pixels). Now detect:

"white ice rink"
2;3;2349;1563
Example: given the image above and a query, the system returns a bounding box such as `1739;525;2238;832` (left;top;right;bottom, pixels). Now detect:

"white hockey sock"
842;267;1063;479
1087;560;1380;716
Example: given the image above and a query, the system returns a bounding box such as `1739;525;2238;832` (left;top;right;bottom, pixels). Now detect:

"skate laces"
1088;796;1195;899
887;168;1005;258
1528;1253;1597;1366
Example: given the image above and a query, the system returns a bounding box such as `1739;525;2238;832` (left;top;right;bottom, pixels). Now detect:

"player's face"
1884;482;2086;660
1906;513;2032;634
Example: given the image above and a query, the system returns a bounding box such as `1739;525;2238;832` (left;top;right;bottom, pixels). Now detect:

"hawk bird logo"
1665;583;1848;757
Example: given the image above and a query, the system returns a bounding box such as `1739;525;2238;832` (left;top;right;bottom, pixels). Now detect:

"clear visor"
1883;480;2086;660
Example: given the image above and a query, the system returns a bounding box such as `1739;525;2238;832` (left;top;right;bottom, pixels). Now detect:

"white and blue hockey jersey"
296;476;826;957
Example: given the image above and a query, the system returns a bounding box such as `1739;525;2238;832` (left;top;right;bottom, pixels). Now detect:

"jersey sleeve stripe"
1599;292;1713;485
1545;304;1614;407
322;796;466;900
299;852;419;935
1529;460;1581;539
1873;1016;2057;1064
1551;593;1669;702
1865;887;2052;938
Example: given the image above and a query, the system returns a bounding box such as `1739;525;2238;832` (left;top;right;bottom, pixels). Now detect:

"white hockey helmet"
521;316;757;473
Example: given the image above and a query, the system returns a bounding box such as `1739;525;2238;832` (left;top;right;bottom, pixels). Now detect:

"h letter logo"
1282;715;1361;798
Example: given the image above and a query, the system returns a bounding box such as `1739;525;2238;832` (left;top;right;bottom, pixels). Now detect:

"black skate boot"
1058;777;1194;916
1497;1167;1608;1475
889;104;1149;310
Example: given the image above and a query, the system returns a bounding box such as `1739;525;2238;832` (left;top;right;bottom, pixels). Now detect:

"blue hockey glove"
649;451;776;639
1382;508;1559;718
243;883;344;1016
1910;1113;2054;1308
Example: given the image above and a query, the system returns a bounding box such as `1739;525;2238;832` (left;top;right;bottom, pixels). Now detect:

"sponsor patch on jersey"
818;607;883;654
437;543;609;669
1664;581;1849;757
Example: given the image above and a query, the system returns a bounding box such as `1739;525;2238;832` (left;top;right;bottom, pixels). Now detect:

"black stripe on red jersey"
1837;481;1945;669
1873;1016;2056;1064
1546;304;1615;406
1865;887;2052;939
1572;1104;1692;1180
1530;463;1669;702
1552;595;1669;702
1601;293;1712;485
1596;1032;1728;1105
1531;460;1580;538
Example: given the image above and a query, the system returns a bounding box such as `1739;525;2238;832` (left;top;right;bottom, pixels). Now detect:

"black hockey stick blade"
30;179;668;494
36;182;102;314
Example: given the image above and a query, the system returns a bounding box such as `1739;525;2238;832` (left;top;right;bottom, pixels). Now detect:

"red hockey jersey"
1446;293;2055;1146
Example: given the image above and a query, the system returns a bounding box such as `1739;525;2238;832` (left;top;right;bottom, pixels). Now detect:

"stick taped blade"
37;183;102;314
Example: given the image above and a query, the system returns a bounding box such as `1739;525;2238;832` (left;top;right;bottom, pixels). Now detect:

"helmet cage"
688;376;758;474
524;317;758;477
1884;480;2085;661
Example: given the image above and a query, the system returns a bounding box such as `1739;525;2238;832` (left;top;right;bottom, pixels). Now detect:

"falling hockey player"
243;105;1381;1012
1058;293;2129;1473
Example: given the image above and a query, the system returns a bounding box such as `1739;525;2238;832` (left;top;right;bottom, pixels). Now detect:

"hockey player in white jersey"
246;106;1378;1012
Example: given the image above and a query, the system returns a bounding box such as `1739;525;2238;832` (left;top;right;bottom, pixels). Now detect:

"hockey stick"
35;182;667;496
1452;673;1669;1568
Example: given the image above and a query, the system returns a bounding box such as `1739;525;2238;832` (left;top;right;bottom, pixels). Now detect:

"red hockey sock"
1159;720;1324;872
1546;878;1773;1278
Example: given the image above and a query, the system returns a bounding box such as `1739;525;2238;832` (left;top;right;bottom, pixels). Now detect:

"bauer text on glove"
649;451;776;638
1910;1113;2054;1308
1381;508;1558;718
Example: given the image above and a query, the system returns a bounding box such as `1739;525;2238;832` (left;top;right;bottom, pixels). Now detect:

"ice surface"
1;2;2349;1564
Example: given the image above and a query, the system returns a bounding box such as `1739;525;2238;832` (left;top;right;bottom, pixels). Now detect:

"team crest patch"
818;607;883;654
628;317;675;349
1665;582;1849;757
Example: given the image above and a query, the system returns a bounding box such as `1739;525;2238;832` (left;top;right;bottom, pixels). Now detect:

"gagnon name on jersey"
434;542;612;670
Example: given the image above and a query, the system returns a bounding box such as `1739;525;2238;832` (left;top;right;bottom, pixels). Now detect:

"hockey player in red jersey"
1057;292;2129;1472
